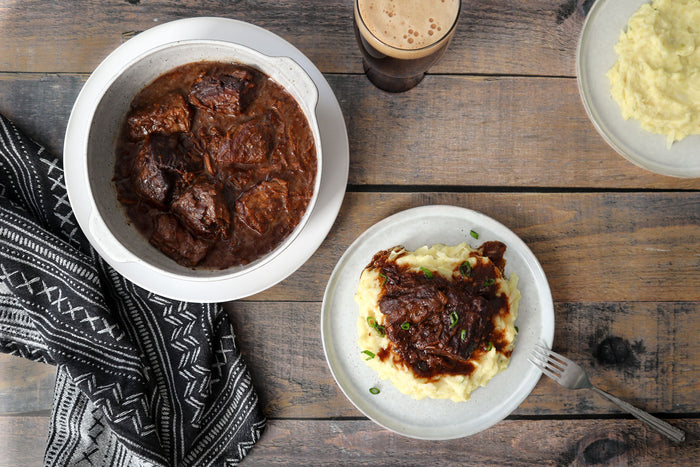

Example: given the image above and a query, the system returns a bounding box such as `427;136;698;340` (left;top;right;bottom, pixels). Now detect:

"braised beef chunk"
477;241;507;272
171;180;231;239
131;135;180;208
370;245;509;378
114;62;317;269
209;116;275;166
188;69;257;116
150;214;211;267
127;92;192;140
236;179;288;235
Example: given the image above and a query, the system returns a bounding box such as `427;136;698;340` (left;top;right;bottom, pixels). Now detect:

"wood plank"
242;418;698;466
3;300;695;420
336;75;700;189
251;192;700;303
4;299;695;420
0;354;55;415
0;73;85;157
0;1;584;76
1;73;698;189
0;415;49;467
226;301;699;419
0;416;695;466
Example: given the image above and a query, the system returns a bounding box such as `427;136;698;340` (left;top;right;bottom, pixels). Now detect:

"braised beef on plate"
114;61;317;269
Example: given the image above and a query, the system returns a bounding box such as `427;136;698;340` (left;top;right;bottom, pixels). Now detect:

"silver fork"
529;343;685;444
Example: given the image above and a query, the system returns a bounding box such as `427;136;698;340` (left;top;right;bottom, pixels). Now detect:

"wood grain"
0;416;695;466
1;299;696;421
0;1;697;465
0;415;49;467
250;192;700;303
0;0;584;76
240;418;698;466
1;73;699;190
0;354;55;415
226;300;699;419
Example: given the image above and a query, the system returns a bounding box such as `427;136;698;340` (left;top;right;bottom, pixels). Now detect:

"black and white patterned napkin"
0;113;265;465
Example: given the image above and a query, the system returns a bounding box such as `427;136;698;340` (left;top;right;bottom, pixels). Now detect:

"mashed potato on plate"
355;242;520;402
607;0;700;146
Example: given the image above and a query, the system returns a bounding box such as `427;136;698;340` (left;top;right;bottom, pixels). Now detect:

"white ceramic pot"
69;38;322;282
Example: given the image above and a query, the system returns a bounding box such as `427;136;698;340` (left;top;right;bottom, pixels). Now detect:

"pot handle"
88;210;139;264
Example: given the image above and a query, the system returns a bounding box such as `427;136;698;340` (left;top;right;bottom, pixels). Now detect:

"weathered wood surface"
0;354;55;415
1;73;699;190
0;0;584;76
226;300;700;419
250;192;700;303
0;415;49;467
0;416;695;466
242;418;698;466
0;0;698;465
3;299;698;419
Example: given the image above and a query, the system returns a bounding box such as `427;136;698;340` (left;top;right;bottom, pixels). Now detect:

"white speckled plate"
577;0;700;178
321;205;554;439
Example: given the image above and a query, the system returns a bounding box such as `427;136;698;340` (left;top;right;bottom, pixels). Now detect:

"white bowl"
577;0;700;178
70;39;322;283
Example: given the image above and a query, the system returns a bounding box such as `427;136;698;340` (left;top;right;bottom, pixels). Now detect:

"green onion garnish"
369;387;380;395
470;230;479;239
449;311;458;328
361;350;376;360
515;326;519;333
401;322;410;330
459;261;472;277
460;329;467;341
484;278;495;286
379;273;387;287
366;316;385;337
486;341;493;351
420;267;433;279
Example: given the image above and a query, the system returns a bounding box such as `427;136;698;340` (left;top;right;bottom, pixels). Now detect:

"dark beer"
354;0;461;92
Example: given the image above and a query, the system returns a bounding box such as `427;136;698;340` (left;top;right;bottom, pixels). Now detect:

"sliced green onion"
449;311;459;328
460;329;467;341
361;350;376;360
486;341;493;351
515;326;519;333
379;273;387;287
470;230;479;239
369;387;380;395
484;278;495;286
366;316;386;337
459;261;472;277
420;267;433;279
401;322;410;330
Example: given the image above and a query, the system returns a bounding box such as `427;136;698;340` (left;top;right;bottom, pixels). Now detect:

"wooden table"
0;1;698;465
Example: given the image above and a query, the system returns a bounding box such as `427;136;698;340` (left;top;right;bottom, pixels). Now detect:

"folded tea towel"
0;113;265;466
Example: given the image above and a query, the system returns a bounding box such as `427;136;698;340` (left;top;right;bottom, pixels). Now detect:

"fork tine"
531;345;567;373
534;344;574;369
536;343;575;366
527;357;563;382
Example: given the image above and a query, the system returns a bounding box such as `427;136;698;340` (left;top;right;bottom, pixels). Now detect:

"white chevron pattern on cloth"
0;113;265;465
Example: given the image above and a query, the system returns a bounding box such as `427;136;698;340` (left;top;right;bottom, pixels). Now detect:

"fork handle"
590;386;685;444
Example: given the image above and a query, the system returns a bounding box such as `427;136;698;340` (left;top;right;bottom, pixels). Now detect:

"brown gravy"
113;61;317;268
367;241;512;379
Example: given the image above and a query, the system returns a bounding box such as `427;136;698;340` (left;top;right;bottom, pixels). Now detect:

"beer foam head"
357;0;460;55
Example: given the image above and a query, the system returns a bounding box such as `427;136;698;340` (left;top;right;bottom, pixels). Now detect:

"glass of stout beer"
353;0;461;92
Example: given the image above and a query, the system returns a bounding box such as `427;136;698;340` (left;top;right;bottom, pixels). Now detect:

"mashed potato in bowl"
355;242;520;402
607;0;700;146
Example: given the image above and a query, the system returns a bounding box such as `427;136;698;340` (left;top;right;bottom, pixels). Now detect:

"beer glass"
353;0;461;92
